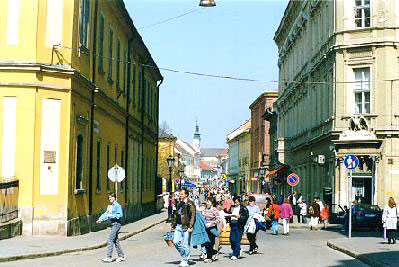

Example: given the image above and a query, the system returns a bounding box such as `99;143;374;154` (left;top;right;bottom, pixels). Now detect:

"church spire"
193;120;201;151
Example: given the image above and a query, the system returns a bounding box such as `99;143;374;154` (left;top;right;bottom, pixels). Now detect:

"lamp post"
166;155;175;194
259;161;267;194
199;0;216;7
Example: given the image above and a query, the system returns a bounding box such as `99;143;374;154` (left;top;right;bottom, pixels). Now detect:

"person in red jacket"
320;203;329;230
267;197;280;235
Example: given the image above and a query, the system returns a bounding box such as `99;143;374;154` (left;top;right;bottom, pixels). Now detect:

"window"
98;15;104;72
106;143;110;191
96;140;101;192
76;134;84;190
132;64;136;105
108;27;113;81
124;50;127;93
138;69;142;110
79;0;90;47
116;38;120;88
354;68;370;114
355;0;370;28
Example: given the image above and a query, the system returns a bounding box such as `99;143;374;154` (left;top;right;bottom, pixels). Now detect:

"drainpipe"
125;38;133;208
155;77;164;212
88;0;99;216
140;65;145;216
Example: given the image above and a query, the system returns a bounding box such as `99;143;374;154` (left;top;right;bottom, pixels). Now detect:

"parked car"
329;204;346;224
351;204;382;231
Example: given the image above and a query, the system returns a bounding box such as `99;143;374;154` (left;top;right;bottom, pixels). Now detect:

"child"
298;200;307;224
320;203;329;230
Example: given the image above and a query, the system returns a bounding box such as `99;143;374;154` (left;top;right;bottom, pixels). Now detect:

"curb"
327;240;385;267
0;217;167;263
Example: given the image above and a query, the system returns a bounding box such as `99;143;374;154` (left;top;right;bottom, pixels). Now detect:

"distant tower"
193;120;201;152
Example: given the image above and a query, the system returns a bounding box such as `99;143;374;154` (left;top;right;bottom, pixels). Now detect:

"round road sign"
108;165;125;182
344;154;359;170
287;173;300;187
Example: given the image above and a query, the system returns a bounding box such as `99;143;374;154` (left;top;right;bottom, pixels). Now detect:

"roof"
249;91;279;109
200;148;227;158
175;139;197;156
226;119;251;143
200;160;212;170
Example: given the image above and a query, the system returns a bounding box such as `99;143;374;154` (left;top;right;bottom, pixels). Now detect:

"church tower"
193;120;201;152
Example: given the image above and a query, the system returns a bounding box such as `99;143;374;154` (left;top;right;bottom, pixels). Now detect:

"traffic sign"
108;165;126;182
287;173;300;187
344;154;359;170
175;178;180;184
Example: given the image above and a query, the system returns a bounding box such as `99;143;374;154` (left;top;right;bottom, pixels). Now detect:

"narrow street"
2;223;366;267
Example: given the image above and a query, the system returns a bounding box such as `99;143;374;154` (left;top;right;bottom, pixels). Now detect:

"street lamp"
199;0;216;7
166;155;175;194
259;161;267;194
178;167;185;189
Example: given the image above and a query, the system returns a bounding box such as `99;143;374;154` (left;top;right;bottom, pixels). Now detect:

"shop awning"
266;166;285;177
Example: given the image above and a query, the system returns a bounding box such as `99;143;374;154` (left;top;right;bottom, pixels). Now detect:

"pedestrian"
215;201;227;253
279;197;293;235
309;198;320;231
320;203;329;230
246;195;261;254
171;189;196;267
192;203;209;260
382;197;399;244
298;200;307;223
228;196;249;260
267;197;281;235
202;198;220;263
296;193;303;223
96;193;125;263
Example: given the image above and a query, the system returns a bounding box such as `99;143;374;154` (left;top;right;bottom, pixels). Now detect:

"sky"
125;0;288;148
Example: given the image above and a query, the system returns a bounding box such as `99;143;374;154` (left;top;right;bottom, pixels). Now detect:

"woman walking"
279;197;293;235
267;197;281;235
203;198;221;263
309;198;320;231
382;197;399;244
320;203;329;230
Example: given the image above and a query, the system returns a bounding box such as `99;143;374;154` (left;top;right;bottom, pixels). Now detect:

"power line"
138;9;203;30
53;45;399;85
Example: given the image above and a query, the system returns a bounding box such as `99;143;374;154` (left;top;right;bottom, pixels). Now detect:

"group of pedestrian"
169;188;271;266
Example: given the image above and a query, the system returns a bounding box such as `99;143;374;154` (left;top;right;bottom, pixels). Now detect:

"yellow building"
0;0;162;236
158;134;177;193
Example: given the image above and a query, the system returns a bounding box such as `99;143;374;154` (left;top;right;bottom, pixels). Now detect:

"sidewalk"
0;211;167;263
328;234;399;266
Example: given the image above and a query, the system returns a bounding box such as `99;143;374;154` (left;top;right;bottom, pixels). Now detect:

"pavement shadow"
329;251;399;267
328;227;382;238
165;261;197;266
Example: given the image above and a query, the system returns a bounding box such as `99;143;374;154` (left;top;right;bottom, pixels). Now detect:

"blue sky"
125;0;288;148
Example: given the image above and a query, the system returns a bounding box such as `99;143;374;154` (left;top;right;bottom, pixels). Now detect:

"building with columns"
274;0;399;207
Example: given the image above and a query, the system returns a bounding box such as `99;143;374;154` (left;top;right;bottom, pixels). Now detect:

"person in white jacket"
382;197;399;244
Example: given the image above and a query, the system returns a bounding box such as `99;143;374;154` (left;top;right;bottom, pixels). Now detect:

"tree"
159;121;173;138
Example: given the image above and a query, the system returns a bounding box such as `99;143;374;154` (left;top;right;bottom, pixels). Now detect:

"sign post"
343;154;359;239
107;164;126;200
287;173;300;195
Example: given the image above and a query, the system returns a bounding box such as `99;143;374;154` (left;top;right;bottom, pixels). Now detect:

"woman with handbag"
382;197;399;244
203;198;221;263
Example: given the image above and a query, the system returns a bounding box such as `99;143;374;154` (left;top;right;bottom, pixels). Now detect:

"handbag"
163;231;175;247
209;226;220;237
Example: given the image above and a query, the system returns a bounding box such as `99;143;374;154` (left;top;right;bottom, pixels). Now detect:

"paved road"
1;223;367;267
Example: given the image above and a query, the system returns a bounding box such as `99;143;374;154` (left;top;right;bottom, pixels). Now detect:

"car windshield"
356;204;380;212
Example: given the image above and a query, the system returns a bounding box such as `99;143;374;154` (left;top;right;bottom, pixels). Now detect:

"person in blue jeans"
96;192;125;263
228;196;249;260
171;189;196;267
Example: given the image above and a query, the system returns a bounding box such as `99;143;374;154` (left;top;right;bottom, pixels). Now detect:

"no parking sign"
287;173;300;187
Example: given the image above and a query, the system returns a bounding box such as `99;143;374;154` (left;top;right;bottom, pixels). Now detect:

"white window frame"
354;0;371;28
79;0;90;47
353;67;371;114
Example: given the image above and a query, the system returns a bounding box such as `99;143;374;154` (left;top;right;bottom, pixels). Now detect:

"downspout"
88;0;99;216
155;77;164;212
125;38;133;208
140;65;145;215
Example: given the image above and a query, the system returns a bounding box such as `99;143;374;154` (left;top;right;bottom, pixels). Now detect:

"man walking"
228;196;249;260
171;189;196;267
96;193;125;263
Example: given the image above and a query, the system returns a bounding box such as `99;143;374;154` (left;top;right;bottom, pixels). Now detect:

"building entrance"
352;176;372;204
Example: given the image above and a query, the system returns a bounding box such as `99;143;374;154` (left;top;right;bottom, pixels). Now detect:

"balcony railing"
0;179;19;223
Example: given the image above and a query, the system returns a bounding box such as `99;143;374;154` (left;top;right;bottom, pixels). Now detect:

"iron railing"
0;179;19;223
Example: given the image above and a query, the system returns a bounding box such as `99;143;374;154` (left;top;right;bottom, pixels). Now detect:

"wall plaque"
44;151;56;163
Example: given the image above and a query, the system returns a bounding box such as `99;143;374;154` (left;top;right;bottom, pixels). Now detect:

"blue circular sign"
287;173;300;187
344;154;359;170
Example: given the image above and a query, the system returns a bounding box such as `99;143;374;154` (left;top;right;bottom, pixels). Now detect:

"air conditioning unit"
318;155;325;165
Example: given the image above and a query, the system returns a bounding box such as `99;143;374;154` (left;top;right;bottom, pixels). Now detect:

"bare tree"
159;121;173;138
